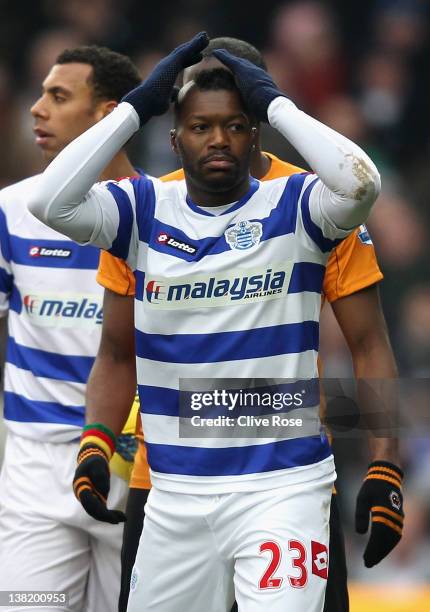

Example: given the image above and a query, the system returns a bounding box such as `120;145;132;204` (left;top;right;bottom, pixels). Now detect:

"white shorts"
0;431;128;612
127;461;335;612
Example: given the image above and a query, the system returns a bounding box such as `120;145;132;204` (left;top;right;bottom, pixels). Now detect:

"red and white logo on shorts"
311;541;328;579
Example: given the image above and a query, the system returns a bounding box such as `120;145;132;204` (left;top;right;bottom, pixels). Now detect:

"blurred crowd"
0;0;429;588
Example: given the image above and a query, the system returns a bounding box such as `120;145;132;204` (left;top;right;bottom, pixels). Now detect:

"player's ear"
170;128;179;154
251;125;258;146
95;100;117;121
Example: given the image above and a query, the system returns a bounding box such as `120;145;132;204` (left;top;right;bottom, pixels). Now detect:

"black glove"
73;443;126;524
122;31;209;125
355;461;404;567
211;49;288;123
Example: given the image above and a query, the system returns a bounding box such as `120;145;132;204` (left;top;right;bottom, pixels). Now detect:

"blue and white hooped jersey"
0;175;102;442
81;172;350;492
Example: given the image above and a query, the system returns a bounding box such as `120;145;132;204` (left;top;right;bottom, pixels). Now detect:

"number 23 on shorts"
258;539;328;590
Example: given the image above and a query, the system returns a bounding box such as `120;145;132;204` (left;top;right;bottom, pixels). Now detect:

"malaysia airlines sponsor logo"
144;262;293;309
29;246;72;258
145;280;166;304
23;292;103;328
156;232;197;255
225;220;263;250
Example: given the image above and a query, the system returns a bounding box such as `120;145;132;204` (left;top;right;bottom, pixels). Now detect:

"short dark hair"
174;68;251;123
56;45;141;102
203;37;267;70
193;67;238;93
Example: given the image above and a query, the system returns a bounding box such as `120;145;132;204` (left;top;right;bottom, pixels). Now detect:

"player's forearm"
28;103;139;242
351;331;398;380
268;97;381;229
352;338;400;465
86;352;137;437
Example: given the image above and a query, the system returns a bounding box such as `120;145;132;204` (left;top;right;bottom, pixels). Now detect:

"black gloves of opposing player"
122;31;209;126
211;49;288;123
355;461;404;567
73;443;126;525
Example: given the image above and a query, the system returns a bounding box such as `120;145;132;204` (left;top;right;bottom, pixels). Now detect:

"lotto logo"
311;541;328;579
29;246;72;258
156;232;197;254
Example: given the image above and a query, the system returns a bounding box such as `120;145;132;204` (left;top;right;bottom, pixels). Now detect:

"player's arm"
212;50;380;231
73;288;136;524
90;254;137;436
86;288;136;436
331;284;399;462
27;33;209;240
331;285;404;567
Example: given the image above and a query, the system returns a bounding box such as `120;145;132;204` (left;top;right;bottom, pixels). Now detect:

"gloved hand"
122;31;209;125
211;49;288;123
355;461;404;567
73;424;126;524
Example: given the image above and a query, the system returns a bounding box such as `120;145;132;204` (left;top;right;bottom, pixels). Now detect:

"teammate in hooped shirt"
0;46;142;612
29;33;401;612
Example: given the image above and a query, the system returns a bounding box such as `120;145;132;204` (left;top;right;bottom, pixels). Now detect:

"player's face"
30;63;107;162
173;87;255;197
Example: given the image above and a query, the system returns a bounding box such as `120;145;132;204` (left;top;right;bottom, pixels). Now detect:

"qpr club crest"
225;220;263;250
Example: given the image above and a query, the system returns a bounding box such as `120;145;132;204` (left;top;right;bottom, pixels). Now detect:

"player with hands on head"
29;32;383;612
95;37;402;612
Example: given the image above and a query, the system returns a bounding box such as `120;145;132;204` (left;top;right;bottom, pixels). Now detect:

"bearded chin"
183;159;242;193
202;172;240;192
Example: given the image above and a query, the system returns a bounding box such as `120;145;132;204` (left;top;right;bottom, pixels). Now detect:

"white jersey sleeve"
28;102;140;244
93;175;161;271
267;96;381;231
29;96;380;248
294;174;353;250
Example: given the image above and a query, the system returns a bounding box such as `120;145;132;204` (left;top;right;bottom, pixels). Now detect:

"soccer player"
96;38;402;612
28;33;396;612
0;46;141;611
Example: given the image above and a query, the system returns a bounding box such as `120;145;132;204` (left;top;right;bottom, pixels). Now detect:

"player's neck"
99;151;139;181
186;175;252;207
250;146;271;179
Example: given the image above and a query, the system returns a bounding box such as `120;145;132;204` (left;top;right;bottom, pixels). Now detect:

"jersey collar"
185;178;260;217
